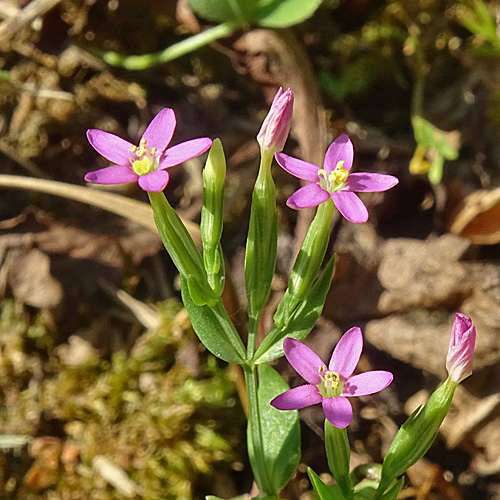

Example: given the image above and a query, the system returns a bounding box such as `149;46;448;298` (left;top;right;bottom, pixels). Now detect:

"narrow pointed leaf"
307;467;346;500
254;255;335;364
181;280;246;363
248;364;301;493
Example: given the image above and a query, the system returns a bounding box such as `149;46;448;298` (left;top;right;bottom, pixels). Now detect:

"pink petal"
324;134;354;173
159;138;212;169
141;108;176;152
331;191;369;223
446;313;476;383
271;385;322;410
84;165;138;185
287;183;330;209
346;173;399;193
275;153;319;182
329;327;363;379
343;371;393;396
137;170;170;192
283;338;326;385
322;397;353;429
87;129;134;164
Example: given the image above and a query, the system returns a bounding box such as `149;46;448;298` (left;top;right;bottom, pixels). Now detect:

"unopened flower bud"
446;313;476;383
257;87;293;153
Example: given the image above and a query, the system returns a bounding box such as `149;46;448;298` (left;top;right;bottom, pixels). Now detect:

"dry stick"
0;174;249;411
0;0;62;39
0;174;200;238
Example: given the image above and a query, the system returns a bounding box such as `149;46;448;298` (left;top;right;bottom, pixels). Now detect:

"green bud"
245;149;278;322
274;199;334;328
375;377;457;498
149;191;217;306
201;139;226;295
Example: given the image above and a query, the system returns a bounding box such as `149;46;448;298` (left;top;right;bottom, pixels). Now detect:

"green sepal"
247;364;301;494
201;139;226;296
274;199;334;328
245;151;278;322
181;277;246;363
375;377;456;499
253;255;335;364
307;467;346;500
350;477;403;500
186;274;217;307
149;191;216;306
325;421;353;500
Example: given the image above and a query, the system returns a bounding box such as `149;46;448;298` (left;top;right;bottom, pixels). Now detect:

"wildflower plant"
85;90;477;500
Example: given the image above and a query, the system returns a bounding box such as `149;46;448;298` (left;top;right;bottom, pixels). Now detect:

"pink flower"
446;313;476;383
275;134;399;223
271;328;393;428
85;108;212;192
257;87;294;153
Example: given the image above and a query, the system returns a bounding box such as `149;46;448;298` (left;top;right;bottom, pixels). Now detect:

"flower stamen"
317;366;344;399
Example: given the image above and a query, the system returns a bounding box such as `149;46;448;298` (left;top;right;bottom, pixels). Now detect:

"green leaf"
187;0;253;23
251;364;301;492
256;0;323;27
307;467;345;500
181;279;246;363
254;255;335;364
187;0;323;27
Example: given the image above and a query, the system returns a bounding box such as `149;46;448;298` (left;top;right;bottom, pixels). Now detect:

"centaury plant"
84;89;477;500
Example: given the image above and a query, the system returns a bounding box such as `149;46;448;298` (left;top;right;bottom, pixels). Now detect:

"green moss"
0;299;244;500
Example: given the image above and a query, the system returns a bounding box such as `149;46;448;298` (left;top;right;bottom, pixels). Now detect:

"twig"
0;0;63;40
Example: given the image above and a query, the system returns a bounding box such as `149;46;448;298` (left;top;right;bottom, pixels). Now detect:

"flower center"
129;138;159;176
317;161;348;193
317;365;345;399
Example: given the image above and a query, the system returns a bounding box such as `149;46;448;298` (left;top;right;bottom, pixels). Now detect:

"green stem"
244;365;274;496
93;21;242;70
247;315;259;361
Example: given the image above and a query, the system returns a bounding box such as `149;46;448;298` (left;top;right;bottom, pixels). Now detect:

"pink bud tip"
446;313;476;383
257;87;294;153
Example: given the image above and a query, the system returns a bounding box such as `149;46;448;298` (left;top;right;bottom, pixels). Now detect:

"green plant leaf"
186;0;252;23
256;0;323;27
187;0;323;27
251;364;301;492
307;467;345;500
181;279;246;363
254;255;335;364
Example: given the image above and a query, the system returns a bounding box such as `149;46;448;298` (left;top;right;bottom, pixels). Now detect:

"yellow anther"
130;145;137;152
332;167;349;185
131;157;151;176
318;168;328;178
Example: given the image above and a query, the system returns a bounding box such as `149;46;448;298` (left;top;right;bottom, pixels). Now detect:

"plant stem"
94;20;242;70
244;364;274;496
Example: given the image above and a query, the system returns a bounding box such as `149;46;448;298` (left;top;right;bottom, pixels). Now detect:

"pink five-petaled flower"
271;328;393;428
275;134;399;223
446;313;476;383
257;87;294;153
85;108;212;193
